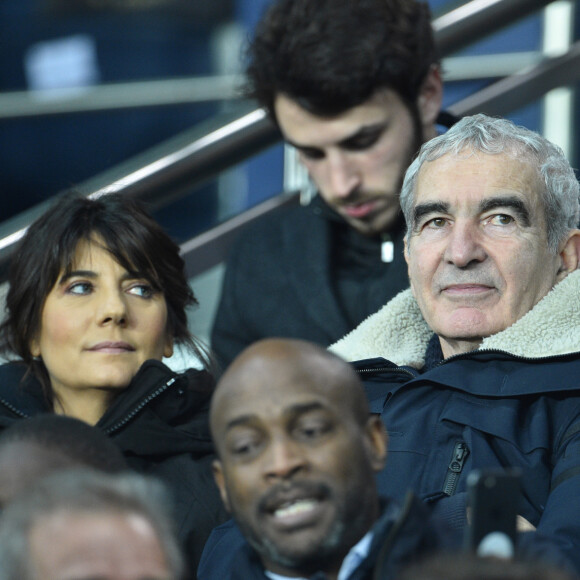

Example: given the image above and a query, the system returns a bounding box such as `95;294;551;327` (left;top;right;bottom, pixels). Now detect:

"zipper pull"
381;233;394;263
442;441;469;496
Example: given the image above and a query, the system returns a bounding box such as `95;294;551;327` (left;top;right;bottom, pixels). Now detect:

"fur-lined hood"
330;269;580;368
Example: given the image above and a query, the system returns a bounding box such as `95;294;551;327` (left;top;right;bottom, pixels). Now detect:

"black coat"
0;360;228;578
210;196;409;371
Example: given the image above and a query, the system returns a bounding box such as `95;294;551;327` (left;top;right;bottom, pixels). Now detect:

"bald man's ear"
365;415;388;472
212;459;231;513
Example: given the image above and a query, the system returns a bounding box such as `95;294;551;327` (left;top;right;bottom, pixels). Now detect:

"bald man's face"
211;349;386;578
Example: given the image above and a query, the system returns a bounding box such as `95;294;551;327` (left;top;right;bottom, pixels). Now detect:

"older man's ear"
557;229;580;282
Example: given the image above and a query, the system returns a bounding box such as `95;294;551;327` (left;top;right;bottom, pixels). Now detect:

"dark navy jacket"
330;270;580;575
198;493;457;580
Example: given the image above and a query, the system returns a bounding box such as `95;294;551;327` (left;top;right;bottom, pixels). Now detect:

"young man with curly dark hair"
211;0;450;371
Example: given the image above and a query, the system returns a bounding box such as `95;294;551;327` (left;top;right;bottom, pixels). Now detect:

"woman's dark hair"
0;192;209;390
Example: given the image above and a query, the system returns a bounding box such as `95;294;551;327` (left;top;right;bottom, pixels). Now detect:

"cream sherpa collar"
330;269;580;368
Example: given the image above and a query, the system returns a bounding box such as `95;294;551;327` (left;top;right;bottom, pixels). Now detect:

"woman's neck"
52;388;116;426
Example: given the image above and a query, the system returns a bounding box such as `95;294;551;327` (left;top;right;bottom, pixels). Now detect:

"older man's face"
405;151;565;358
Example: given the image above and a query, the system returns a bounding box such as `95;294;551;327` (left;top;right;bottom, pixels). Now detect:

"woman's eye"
66;282;93;295
127;284;155;299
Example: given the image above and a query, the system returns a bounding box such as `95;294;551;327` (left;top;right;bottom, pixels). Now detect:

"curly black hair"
246;0;437;119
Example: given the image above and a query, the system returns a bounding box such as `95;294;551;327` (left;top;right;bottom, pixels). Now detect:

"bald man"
200;338;454;580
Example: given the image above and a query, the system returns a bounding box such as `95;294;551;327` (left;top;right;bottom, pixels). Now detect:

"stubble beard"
233;478;380;577
350;107;425;237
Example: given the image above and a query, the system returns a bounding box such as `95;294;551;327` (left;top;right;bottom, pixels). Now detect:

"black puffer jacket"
0;359;228;578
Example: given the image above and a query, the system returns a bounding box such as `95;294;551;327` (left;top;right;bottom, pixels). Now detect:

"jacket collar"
330;269;580;367
289;195;407;343
282;196;353;342
0;362;49;423
0;360;214;456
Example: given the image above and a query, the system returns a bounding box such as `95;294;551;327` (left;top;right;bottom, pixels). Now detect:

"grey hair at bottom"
0;468;184;580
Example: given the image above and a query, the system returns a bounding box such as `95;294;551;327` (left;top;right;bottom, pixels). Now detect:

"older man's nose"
444;222;487;267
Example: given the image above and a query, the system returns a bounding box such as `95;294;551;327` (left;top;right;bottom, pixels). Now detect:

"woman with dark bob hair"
0;192;227;577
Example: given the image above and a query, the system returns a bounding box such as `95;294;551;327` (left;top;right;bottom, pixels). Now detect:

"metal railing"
0;0;571;279
0;75;244;121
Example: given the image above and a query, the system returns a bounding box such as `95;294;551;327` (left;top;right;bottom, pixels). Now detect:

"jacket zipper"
0;398;30;419
356;364;417;380
442;441;469;496
102;377;177;435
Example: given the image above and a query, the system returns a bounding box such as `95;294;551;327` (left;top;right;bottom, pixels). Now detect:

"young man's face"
273;69;442;236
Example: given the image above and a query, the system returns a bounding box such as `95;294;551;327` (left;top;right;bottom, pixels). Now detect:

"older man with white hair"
331;113;580;574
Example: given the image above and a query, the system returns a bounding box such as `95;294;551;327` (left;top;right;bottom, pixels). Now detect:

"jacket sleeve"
210;234;262;372
197;518;247;579
517;413;580;575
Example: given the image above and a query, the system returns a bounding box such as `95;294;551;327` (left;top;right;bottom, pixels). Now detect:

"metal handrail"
432;0;557;55
0;75;244;121
0;103;282;268
0;0;566;277
0;0;557;121
449;40;580;117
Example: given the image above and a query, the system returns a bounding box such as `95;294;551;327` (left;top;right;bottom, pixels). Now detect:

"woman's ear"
163;337;174;359
29;336;41;358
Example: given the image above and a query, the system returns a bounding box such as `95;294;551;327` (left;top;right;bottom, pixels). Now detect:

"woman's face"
30;238;173;401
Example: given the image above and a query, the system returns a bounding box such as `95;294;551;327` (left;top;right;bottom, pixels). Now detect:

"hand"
517;516;536;532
